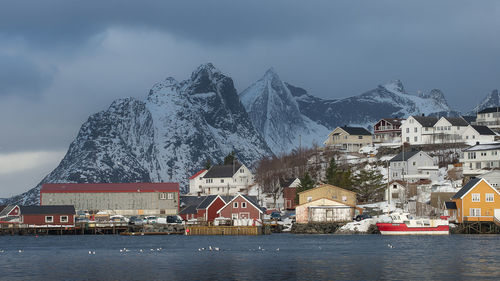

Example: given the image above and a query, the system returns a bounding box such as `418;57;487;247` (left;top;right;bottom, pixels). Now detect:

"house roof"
180;196;207;208
197;195;218;209
217;194;265;214
470;125;497;136
179;205;198;215
41;183;179;193
412;116;438;127
20;205;76;215
389;180;406;186
0;205;15;217
280;178;298;188
464;142;500;152
462;116;476;124
478;107;500;114
452;178;482;199
379;118;403;126
203;164;243;179
340;126;372;136
445;201;457;209
189;169;207;180
296;184;357;195
389;150;421;162
443;117;469;126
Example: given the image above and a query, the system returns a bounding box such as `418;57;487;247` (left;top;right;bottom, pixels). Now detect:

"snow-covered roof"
464;142;500;152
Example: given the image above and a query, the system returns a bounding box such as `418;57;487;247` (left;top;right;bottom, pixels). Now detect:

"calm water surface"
0;234;499;280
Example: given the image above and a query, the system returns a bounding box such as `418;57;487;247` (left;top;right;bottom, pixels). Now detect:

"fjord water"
0;234;499;280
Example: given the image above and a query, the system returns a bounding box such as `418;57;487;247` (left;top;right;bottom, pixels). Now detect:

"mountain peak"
382;79;405;94
191;63;221;81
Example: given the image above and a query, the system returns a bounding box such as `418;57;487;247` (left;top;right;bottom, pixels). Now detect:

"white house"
432;117;469;144
473;106;500;132
196;163;254;196
478;170;500;190
389;150;438;183
188;169;208;195
385;180;406;203
401;116;438;145
462;125;498;144
461;142;500;177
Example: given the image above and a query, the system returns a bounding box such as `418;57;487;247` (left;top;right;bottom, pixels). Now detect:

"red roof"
189;169;207;180
41;183;179;193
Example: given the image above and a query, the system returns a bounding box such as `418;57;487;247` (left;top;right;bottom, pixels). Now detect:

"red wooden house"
196;195;231;222
217;194;264;220
0;205;76;226
281;178;301;210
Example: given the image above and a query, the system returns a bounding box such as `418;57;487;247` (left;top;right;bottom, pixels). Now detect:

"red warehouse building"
0;205;75;227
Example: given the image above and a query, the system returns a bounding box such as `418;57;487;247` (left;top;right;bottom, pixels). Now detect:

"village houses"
401;116;438;145
373;118;403;143
324;126;373;152
462;125;498;143
473;106;500;133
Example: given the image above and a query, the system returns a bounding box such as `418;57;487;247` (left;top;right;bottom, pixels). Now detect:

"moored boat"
376;213;449;235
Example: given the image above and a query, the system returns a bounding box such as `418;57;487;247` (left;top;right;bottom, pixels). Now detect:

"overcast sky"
1;1;499;197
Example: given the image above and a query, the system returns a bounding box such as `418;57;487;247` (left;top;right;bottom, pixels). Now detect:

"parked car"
144;216;158;224
110;215;129;223
270;212;282;221
167;215;183;224
75;217;89;223
129;216;144;226
354;214;372;221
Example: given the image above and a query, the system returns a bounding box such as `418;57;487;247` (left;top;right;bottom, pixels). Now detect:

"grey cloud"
0;53;55;97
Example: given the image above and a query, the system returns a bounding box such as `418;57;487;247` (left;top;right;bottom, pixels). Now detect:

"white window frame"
485;193;494;202
307;196;312;202
159;193;167;200
231;213;238;220
472;193;480;202
241;202;247;208
60;216;69;223
167;193;174;200
45;216;54;223
233;202;238;208
470;208;481;217
342;196;347;202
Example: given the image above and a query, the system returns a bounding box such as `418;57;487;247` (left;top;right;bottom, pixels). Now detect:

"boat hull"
376;223;449;235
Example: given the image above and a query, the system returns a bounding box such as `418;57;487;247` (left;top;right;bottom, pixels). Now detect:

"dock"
185;225;269;236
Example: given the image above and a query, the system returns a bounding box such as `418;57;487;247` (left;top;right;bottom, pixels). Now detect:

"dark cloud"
0;53;54;97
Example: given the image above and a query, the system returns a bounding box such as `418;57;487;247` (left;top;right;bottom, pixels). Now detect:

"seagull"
214;247;220;251
92;251;96;255
18;250;23;253
139;249;143;252
150;249;154;252
209;246;213;251
258;246;261;250
157;248;161;251
120;249;123;253
276;248;279;251
198;248;202;251
387;244;394;249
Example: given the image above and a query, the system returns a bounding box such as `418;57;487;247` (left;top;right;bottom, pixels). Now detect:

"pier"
185;225;269;236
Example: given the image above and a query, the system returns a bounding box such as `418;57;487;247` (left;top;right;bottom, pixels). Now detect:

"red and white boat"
376;213;449;235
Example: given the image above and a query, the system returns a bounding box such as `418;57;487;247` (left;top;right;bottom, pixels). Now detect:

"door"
239;212;250;219
286;200;291;209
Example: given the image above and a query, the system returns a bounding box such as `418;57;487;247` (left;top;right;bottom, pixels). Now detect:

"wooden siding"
453;180;500;223
219;196;261;220
298;184;357;206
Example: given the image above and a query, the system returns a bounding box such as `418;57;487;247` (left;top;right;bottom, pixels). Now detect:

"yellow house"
324;126;373;152
298;184;357;206
450;178;500;223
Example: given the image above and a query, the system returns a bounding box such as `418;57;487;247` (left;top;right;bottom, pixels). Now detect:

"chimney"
421;113;425;117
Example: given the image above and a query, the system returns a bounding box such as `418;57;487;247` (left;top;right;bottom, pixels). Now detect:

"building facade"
401;116;438;145
295;198;360;224
373;118;403;143
217;194;264;220
449;178;500;223
474;106;500;132
461;143;500;177
297;184;357;206
41;183;180;216
188;169;208;196
195;164;254;196
389;150;438;183
462;125;498;144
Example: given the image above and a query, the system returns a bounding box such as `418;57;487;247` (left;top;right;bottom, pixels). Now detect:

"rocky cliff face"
468;89;500;115
6;63;272;205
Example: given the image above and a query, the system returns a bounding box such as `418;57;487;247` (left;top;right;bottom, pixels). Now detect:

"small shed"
296;198;361;224
20;205;76;227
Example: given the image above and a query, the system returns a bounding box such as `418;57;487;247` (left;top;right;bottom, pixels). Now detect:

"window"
45;216;53;223
472;193;480;202
414;136;418;142
406;137;409;142
412;161;416;166
307;196;312;202
60;216;68;223
220;179;224;183
468;152;476;159
393;184;398;189
425;127;429;131
342;196;347;202
206;179;213;183
470;208;481;217
358;136;363;139
160;193;167;200
240;168;244;173
493;151;498;156
241;202;247;208
414;127;418;133
481;152;487;156
232;213;238;220
233;202;238;208
486;193;494;202
167;193;174;200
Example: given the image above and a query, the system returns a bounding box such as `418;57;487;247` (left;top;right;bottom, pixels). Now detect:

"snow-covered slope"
240;68;330;154
6;63;272;205
468;89;499;115
289;79;456;130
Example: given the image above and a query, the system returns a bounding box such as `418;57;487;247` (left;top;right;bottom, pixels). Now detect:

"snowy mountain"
468;89;499;115
289;79;456;130
241;71;456;154
240;68;330;154
6;63;272;205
